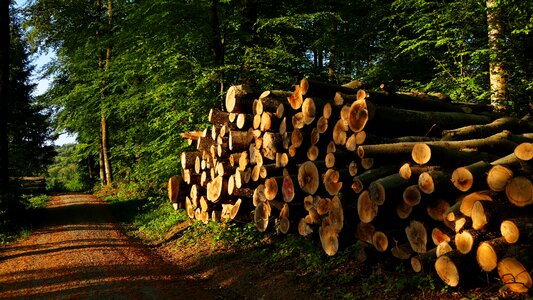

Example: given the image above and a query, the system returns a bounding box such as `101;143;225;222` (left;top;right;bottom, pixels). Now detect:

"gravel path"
0;194;215;300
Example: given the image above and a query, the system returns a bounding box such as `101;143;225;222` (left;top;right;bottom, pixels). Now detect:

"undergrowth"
0;193;50;244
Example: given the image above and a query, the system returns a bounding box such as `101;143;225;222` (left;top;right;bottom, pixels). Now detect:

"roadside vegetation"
0;193;50;244
99;186;526;299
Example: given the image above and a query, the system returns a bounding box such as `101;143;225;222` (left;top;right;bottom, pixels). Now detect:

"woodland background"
0;0;532;201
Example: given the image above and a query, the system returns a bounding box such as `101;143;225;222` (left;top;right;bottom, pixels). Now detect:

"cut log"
487;164;514;192
442;117;533;141
371;231;389;253
300;78;359;100
455;229;496;255
476;237;508;272
229;130;253;152
426;198;450;221
515;142;533;161
459;190;493;217
298;217;314;237
352;164;402;193
436;241;453;257
391;243;414;260
357;191;378;223
396;201;413;219
323;169;343;196
347;99;370;133
181;151;203;170
258;90;290;117
505;176;533;207
431;226;453;246
264;177;279;201
500;218;533;244
358;131;517;159
333;119;348;145
403;185;421;206
410;248;437;273
405;220;427;253
451;161;491;192
418;170;452;194
254;201;271;232
168;175;186;205
435;251;472;287
359;89;466;113
260;112;281;132
206;176;228;203
497;257;532;293
262;132;283;161
399;163;441;181
319;225;339;256
301;97;318;125
328;195;344;233
355;222;376;244
298;161;320;194
368;173;407;205
225;85;257;113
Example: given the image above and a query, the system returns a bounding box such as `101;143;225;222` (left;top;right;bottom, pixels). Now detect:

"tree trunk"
486;0;509;111
0;0;10;192
208;0;224;96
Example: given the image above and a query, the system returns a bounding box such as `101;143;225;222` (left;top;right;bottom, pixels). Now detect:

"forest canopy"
3;0;531;190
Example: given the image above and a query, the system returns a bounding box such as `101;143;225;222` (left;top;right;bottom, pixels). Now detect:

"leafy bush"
0;193;50;244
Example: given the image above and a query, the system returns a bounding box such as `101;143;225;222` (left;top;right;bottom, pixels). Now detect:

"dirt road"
0;194;215;300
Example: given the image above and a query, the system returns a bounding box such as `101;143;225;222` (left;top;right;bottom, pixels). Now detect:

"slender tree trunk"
239;0;257;86
98;142;106;185
486;0;508;111
0;0;10;192
208;0;225;97
102;0;113;185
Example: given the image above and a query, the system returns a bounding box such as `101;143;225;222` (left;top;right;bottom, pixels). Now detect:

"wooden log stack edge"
169;78;533;293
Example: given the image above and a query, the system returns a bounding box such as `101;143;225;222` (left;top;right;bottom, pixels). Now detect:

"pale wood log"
206;176;228;203
317;116;329;134
235;113;253;129
347;99;370;133
426;198;450;222
355;222;376;245
435;251;476;287
515;142;533;161
505;176;533;207
262;132;283;161
372;231;389;252
451;161;491;192
225;84;257;113
406;220;428;253
500;217;533;244
229;130;253;152
459;190;493;217
358;131;517;159
357;190;378;223
333;119;348;145
319;225;339;256
396;201;413;219
292;112;305;129
497;257;532;293
455;229;496;254
476;237;508;272
431;226;453;246
349;161;358;177
436;241;453;257
418;170;453;194
260;112;282;132
403;185;421;206
181;151;202;170
487;164;514;192
254;201;271;232
411;143;491;166
410;248;437;273
257;90;290;117
298;217;314;237
298;161;320;194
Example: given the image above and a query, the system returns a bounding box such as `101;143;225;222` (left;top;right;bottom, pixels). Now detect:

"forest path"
0;194;216;300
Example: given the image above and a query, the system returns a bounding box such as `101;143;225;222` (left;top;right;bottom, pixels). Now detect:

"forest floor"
0;194;530;299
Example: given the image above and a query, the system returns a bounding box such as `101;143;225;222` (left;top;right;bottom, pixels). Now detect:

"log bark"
257;90;290;117
358;89;467;113
476;237;508;272
451;161;491;192
352;164;402;193
441;117;533;141
181;151;202;170
368;173;408;205
515;142;533;161
358;131;517;159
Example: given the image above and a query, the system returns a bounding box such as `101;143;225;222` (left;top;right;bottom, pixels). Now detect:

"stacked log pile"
170;78;533;293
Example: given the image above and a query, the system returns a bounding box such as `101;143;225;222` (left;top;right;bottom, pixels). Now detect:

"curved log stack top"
172;79;533;293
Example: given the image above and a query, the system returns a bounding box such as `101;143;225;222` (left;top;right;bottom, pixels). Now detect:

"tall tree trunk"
102;0;113;185
98;141;106;185
208;0;225;99
0;0;10;192
486;0;508;112
239;0;257;86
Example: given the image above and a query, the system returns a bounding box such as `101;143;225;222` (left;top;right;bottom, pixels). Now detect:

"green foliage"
46;144;93;192
0;192;49;244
